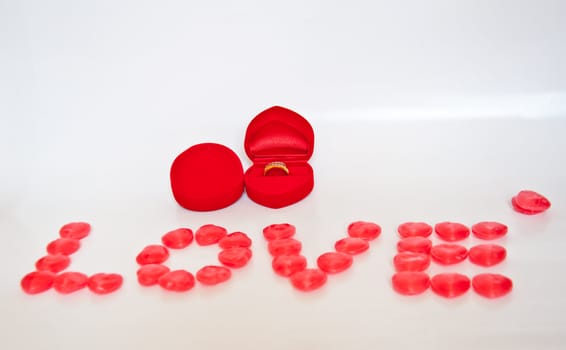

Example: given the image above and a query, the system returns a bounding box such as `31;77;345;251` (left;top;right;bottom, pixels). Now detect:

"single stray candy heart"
430;273;470;298
21;271;55;294
87;273;123;294
512;190;551;215
290;269;327;292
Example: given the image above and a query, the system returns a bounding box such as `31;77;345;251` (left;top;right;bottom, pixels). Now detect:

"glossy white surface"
1;1;566;349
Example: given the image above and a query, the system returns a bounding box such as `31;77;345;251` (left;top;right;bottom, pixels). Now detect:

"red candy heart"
35;254;71;273
430;273;470;298
471;222;508;240
87;273;123;295
218;247;252;268
195;224;228;245
136;245;170;265
398;222;433;238
59;222;91;240
196;266;232;285
431;244;468;265
158;270;195;292
347;221;381;241
268;238;302;256
317;252;353;274
219;232;252;249
290;269;327;292
161;228;193;249
53;272;88;294
512;190;551;215
392;272;430;295
468;244;507;267
511;197;537;214
393;252;431;272
472;273;513;298
272;255;307;277
334;237;369;255
21;271;55;294
263;223;296;241
397;237;432;254
137;264;170;286
46;238;81;256
434;222;470;242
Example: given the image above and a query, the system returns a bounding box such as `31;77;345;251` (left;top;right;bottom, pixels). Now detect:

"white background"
1;1;566;349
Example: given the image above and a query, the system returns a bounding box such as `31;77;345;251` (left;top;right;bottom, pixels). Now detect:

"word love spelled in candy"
22;221;513;299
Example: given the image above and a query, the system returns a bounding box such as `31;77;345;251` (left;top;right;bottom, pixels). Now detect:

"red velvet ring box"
244;106;315;208
170;143;244;211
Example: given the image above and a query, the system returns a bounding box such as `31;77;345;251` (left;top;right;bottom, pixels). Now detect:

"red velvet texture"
170;143;244;211
244;106;315;208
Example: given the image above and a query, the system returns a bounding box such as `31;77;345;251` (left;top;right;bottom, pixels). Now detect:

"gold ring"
264;161;289;175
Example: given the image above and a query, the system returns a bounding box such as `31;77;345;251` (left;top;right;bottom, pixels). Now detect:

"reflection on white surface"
3;118;565;350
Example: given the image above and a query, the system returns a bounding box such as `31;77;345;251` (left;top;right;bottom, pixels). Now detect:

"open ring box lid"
244;106;315;208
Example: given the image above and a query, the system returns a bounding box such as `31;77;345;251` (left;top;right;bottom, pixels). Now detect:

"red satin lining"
247;120;310;160
245;106;314;161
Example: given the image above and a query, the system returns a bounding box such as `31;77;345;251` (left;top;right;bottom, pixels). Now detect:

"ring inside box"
244;106;315;208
